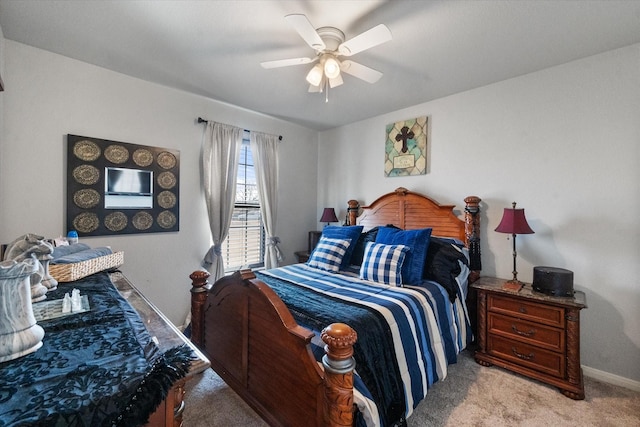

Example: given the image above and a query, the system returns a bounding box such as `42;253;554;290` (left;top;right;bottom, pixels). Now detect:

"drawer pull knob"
512;347;535;361
518;306;527;314
511;324;536;337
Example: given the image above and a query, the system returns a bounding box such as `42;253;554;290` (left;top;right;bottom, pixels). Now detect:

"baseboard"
583;365;640;392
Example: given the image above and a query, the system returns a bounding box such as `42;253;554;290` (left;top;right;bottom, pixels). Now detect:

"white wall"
0;40;319;326
318;44;640;382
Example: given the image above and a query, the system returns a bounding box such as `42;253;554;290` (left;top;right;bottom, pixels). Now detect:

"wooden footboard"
189;269;357;427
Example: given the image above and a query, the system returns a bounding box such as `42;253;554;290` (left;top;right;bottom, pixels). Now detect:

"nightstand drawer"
488;294;565;328
487;335;565;378
488;313;565;352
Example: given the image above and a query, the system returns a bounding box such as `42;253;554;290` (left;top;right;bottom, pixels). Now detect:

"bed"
188;187;481;426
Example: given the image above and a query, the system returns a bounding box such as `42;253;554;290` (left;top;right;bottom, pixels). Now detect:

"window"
222;136;265;271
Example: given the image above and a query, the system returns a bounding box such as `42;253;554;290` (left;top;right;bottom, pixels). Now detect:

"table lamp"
495;202;534;290
320;208;339;227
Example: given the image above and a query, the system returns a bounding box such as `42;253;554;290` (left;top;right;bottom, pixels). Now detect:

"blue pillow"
307;237;351;273
375;226;432;285
320;225;364;269
359;242;409;286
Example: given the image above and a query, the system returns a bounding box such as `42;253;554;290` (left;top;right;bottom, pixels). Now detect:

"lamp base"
502;279;524;292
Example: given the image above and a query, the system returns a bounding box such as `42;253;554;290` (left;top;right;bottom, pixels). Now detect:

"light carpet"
183;350;640;426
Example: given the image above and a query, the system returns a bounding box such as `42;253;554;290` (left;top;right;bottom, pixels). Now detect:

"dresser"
2;270;209;427
111;272;210;426
472;276;587;399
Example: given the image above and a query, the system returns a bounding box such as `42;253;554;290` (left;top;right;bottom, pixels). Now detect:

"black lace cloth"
0;272;193;427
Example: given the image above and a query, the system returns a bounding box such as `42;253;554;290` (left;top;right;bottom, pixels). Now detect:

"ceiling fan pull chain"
325;79;329;103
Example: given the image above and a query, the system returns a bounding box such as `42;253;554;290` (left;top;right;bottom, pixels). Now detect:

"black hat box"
532;266;574;297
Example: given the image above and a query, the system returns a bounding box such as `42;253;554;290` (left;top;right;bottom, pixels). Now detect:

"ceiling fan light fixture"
323;56;341;79
329;74;343;88
265;14;392;97
305;63;323;87
308;83;322;93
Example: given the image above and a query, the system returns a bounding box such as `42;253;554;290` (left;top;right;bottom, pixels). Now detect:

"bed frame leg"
321;323;358;427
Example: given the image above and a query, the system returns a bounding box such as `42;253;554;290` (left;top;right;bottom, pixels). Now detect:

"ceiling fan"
261;14;392;101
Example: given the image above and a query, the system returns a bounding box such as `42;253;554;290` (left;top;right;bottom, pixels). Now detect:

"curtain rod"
197;117;282;141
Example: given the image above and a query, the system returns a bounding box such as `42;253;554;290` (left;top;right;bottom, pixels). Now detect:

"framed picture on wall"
384;116;428;177
66;134;180;236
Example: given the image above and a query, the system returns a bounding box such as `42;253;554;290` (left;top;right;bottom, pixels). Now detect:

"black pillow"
350;226;380;266
424;237;468;302
350;224;401;266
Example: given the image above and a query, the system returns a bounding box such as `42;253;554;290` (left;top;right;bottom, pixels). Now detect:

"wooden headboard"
347;187;482;280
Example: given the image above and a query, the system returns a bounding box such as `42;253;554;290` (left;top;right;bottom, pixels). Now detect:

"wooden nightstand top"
471;276;587;309
294;250;310;263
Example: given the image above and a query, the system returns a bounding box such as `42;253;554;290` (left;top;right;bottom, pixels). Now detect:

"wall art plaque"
384;116;428;177
66;134;180;236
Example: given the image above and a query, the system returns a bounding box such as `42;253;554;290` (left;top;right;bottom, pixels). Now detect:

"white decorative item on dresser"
3;233;57;301
0;258;45;362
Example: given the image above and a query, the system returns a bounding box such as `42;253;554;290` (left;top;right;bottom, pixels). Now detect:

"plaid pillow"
306;237;352;272
359;242;409;286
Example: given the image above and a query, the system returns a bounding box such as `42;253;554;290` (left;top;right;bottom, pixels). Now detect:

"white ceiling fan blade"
329;74;343;88
340;60;383;83
338;24;392;56
285;14;326;51
261;57;316;69
308;83;322;93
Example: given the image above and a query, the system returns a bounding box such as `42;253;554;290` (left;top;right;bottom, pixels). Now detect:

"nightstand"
295;231;322;263
471;276;587;399
294;251;310;263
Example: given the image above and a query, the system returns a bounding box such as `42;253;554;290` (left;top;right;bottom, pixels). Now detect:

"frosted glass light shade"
324;57;341;79
306;64;323;87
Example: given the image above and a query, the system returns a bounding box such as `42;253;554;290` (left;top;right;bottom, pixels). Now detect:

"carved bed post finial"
464;196;482;282
346;200;359;226
321;323;357;427
189;270;210;348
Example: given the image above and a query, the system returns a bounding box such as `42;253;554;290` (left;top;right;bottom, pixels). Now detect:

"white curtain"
250;131;282;269
202;121;243;281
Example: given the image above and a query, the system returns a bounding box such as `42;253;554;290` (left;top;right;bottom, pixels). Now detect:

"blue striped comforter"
256;264;471;427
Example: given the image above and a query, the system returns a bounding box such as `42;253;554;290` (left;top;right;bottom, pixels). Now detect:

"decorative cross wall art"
384;116;428;177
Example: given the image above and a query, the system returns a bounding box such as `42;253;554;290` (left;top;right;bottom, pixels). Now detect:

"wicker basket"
49;251;124;283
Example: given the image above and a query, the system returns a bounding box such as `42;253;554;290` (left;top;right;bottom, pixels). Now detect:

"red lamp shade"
495;201;534;288
495;203;534;235
319;208;339;224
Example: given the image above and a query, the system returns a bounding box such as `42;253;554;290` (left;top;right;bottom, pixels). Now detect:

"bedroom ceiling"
1;1;639;131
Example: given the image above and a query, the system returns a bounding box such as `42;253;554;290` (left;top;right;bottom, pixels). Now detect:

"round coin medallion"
104;144;130;164
157;211;177;229
133;148;154;167
157;151;177;169
73;212;99;233
157;191;177;209
157;171;176;189
132;211;153;230
104;211;128;232
73;189;101;209
73;140;101;161
72;165;100;185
